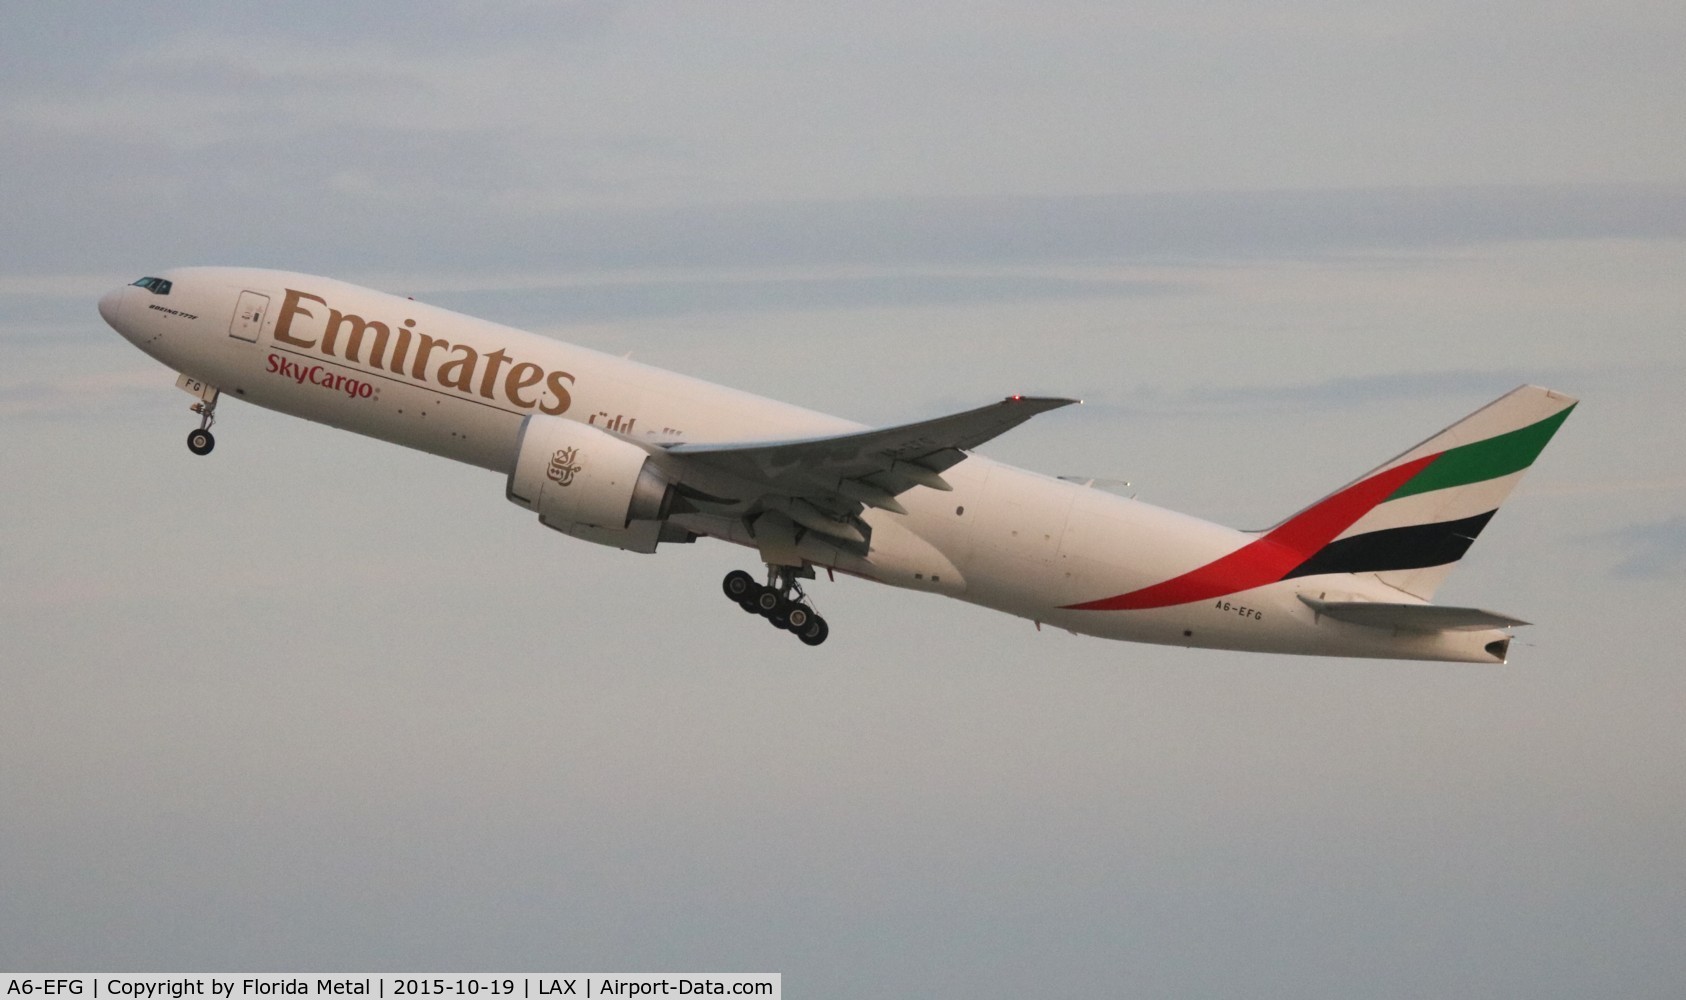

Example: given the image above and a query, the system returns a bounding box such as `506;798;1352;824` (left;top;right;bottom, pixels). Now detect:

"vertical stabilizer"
1280;385;1577;599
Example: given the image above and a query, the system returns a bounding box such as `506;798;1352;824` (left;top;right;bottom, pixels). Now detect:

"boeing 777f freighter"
101;268;1575;660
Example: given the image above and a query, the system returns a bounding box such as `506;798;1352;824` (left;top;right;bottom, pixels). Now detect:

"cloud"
1593;516;1686;580
422;185;1686;275
427;270;1184;323
0;274;122;298
9;171;1686;280
0;370;163;419
1074;370;1531;419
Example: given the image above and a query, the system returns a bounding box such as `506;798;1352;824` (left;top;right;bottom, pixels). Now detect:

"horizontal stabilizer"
1299;595;1528;632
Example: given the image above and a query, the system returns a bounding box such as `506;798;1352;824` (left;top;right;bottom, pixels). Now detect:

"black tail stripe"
1283;510;1498;579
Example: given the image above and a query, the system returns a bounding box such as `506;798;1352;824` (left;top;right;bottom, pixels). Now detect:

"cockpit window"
130;276;172;295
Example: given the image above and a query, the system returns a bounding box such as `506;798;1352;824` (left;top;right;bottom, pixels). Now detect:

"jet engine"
506;414;675;552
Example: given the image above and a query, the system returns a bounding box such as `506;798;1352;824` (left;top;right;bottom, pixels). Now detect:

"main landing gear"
186;396;218;456
722;567;830;646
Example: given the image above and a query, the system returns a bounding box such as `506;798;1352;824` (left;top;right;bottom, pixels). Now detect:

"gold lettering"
274;289;325;348
383;320;415;375
504;362;543;408
479;349;511;400
539;369;575;415
411;333;449;381
322;309;389;363
437;343;480;393
278;293;576;416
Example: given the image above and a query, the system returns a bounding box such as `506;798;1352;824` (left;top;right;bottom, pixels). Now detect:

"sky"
3;2;1685;995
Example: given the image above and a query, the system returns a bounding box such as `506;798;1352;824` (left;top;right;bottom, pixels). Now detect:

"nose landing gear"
722;566;830;646
186;397;218;456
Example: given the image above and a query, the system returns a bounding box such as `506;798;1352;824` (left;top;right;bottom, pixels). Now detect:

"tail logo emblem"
547;446;581;486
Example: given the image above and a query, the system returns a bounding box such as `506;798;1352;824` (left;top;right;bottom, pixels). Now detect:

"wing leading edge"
655;395;1078;542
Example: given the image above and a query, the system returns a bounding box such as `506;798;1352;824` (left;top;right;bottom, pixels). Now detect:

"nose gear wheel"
186;393;219;456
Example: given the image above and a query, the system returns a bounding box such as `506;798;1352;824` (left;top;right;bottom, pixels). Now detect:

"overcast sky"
4;3;1685;996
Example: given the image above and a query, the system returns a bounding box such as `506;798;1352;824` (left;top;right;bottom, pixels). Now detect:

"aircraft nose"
98;286;124;327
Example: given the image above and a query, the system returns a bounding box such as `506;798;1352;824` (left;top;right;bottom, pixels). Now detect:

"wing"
654;395;1077;544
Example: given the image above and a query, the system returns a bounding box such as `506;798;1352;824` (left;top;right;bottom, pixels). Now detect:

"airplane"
99;267;1576;661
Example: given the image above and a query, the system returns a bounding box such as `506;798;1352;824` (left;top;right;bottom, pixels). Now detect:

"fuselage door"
230;290;270;343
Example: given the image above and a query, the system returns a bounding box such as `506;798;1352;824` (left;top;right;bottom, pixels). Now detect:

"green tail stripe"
1389;403;1576;501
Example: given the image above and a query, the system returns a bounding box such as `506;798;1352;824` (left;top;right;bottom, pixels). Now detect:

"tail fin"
1277;384;1577;599
1059;385;1575;615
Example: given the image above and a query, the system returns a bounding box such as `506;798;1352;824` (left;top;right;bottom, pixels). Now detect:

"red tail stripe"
1062;453;1439;611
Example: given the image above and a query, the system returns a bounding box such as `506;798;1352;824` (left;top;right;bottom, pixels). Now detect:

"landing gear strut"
722;566;830;646
186;396;218;456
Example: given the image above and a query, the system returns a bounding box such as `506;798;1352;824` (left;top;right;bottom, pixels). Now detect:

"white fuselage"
101;267;1509;661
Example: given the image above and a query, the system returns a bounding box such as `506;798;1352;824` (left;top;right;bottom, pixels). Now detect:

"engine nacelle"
506;414;674;552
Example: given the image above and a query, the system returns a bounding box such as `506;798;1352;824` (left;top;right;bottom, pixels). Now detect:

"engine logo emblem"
547;446;581;486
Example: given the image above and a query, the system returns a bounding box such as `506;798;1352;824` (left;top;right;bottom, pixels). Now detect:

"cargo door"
230;290;270;343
